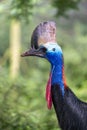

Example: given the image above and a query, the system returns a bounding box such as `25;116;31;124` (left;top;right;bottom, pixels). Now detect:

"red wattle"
46;73;52;109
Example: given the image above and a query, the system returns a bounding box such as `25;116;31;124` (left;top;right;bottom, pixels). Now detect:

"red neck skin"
46;72;52;109
62;65;67;88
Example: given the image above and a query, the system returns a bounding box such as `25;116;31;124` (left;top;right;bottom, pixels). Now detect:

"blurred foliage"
51;0;80;16
0;0;87;130
10;0;35;21
0;0;35;22
0;68;59;130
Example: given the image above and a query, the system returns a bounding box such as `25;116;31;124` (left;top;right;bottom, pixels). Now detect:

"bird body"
21;21;87;130
52;85;87;130
44;42;87;130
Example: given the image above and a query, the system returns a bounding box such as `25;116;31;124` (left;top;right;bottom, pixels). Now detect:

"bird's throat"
51;64;67;94
45;60;67;110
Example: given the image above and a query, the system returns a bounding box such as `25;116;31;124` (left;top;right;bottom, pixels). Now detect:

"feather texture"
52;84;87;130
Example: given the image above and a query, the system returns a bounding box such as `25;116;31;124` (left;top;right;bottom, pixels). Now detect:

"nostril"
42;47;47;53
39;46;47;53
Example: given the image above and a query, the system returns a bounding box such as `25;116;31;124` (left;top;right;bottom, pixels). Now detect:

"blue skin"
43;43;65;95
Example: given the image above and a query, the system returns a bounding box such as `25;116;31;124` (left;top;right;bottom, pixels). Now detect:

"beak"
21;46;47;58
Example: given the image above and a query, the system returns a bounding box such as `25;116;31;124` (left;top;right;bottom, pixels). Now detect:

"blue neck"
51;58;65;95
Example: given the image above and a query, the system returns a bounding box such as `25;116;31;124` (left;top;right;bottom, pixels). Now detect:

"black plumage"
52;84;87;130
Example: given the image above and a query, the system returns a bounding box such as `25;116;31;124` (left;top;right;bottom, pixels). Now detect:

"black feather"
52;84;87;130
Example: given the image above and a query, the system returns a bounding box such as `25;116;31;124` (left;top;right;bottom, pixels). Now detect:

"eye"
52;48;56;51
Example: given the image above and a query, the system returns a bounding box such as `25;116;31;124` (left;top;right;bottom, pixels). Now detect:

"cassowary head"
21;21;63;65
21;21;65;109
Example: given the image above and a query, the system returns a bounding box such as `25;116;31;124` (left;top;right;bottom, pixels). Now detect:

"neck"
51;57;67;95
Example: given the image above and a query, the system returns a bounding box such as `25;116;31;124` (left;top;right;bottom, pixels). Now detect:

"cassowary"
21;21;87;130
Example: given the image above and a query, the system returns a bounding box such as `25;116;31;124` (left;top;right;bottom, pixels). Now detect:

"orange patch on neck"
62;65;67;88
